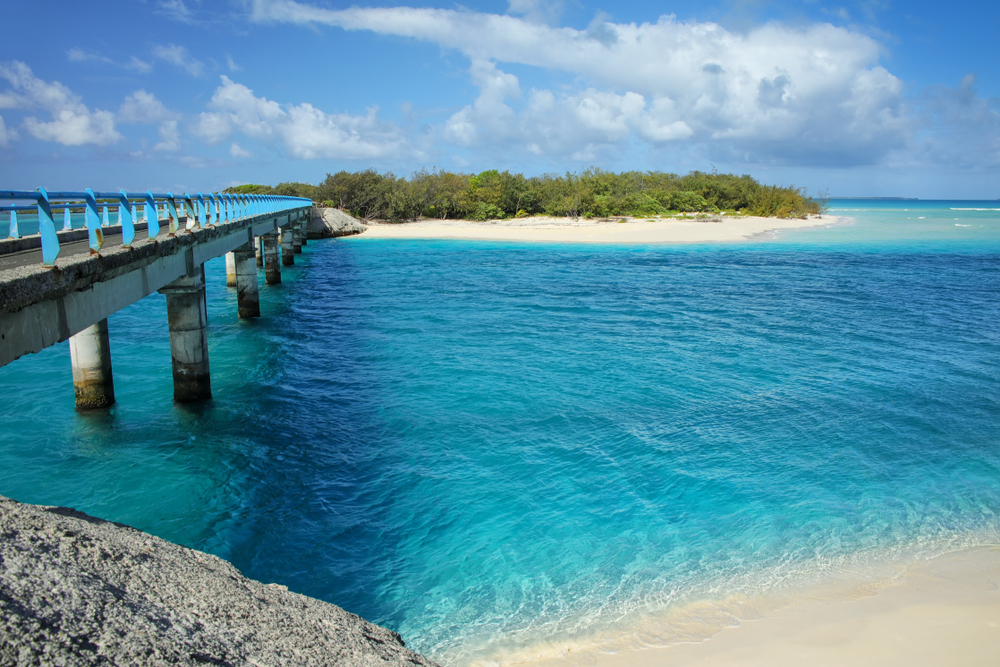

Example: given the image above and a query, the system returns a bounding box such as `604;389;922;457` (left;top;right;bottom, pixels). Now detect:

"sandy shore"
357;214;842;244
518;546;1000;667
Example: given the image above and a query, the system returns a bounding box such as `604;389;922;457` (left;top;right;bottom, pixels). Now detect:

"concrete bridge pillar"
255;236;264;267
68;319;115;409
281;227;295;266
160;266;212;402
298;220;308;247
292;225;303;254
233;243;260;318
263;232;281;284
225;252;237;287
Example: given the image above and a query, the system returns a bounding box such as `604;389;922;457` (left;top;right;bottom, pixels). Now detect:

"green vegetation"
225;169;823;221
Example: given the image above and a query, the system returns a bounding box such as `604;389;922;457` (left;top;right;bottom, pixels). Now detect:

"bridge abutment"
69;319;115;409
263;232;281;284
160;266;212;402
234;243;260;318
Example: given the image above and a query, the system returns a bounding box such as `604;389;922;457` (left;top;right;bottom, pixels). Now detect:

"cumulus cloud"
118;90;180;124
0;61;121;146
0;115;16;147
193;75;403;159
230;142;251;158
153;44;205;76
248;0;910;165
154;120;181;151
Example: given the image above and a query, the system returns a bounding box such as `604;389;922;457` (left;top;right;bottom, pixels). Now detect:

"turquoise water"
1;201;999;664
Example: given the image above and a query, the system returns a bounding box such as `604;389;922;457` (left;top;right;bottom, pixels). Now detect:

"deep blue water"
1;203;999;664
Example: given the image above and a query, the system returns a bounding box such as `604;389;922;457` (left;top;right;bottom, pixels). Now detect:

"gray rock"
0;495;440;667
308;208;368;239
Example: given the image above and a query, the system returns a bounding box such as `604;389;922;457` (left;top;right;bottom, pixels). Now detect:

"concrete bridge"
0;189;312;407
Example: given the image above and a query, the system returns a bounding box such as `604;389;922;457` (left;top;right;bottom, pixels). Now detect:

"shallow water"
1;201;999;665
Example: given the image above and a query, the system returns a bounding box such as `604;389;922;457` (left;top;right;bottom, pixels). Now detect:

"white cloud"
0;115;16;147
507;0;564;25
127;57;154;74
68;48;153;74
0;61;121;146
230;142;251;158
158;0;196;24
193;75;403;159
248;0;910;165
117;90;180;124
226;55;242;72
153;44;205;76
154;120;181;151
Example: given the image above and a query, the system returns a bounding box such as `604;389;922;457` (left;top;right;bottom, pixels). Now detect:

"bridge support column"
69;319;115;409
298;220;308;246
281;227;295;266
292;225;303;254
263;232;281;284
256;236;264;267
160;266;212;402
225;252;237;287
234;243;260;318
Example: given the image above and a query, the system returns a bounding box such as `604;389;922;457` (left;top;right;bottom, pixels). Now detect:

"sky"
0;0;997;198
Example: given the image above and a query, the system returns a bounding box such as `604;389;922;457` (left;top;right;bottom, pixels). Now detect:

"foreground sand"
520;547;1000;667
357;214;841;244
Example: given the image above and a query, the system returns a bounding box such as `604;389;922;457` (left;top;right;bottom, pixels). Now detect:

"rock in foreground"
308;207;368;239
0;495;439;667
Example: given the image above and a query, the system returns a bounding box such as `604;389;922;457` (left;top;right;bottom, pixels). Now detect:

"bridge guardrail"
0;190;311;267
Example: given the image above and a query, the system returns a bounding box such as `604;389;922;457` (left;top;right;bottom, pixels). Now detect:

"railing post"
166;192;180;235
159;264;212;402
83;189;105;253
234;242;260;318
36;188;60;264
118;191;135;247
68;319;115;409
145;191;160;239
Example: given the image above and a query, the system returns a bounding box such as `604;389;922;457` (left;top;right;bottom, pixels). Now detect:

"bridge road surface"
0;225;162;272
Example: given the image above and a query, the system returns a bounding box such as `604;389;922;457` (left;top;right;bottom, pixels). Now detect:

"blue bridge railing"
0;189;311;267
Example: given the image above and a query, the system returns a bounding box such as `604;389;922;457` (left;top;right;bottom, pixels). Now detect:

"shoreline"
506;545;1000;667
354;214;844;245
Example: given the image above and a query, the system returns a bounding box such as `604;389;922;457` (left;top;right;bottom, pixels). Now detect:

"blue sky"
0;0;997;198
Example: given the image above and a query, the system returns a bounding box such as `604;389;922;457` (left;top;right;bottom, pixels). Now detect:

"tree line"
225;168;825;221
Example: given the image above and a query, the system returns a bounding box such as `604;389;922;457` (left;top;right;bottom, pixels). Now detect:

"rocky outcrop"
0;495;439;667
308;207;368;239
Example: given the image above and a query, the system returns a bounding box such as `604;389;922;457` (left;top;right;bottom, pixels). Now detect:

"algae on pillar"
159;266;212;402
68;319;115;409
233;243;260;318
224;252;237;287
281;227;295;266
262;232;281;284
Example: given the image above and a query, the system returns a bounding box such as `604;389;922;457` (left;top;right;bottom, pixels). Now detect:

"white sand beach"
357;214;843;244
518;546;1000;667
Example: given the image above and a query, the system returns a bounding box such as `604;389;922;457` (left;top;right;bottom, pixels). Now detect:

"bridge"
0;189;312;407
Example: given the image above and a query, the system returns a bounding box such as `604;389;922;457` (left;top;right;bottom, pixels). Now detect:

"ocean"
1;200;998;664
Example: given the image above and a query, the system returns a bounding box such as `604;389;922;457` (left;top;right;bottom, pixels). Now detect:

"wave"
951;208;1000;211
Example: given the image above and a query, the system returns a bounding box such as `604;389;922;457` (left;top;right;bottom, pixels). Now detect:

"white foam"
951;208;1000;211
956;224;971;227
